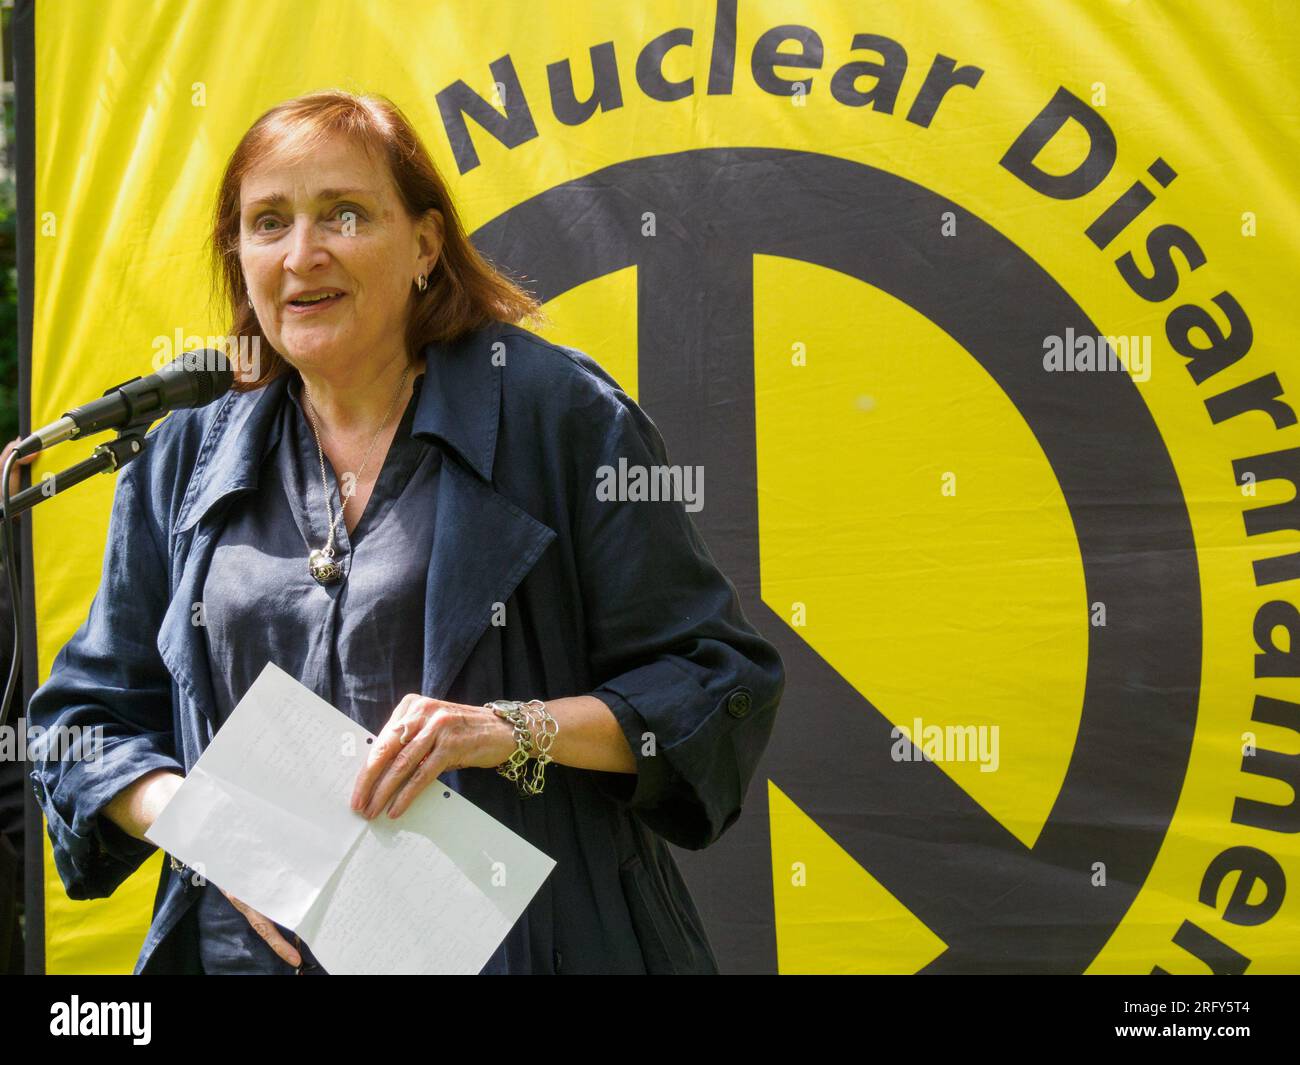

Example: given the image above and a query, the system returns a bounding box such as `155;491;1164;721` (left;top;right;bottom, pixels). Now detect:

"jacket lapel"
420;455;555;699
413;322;556;697
157;375;290;740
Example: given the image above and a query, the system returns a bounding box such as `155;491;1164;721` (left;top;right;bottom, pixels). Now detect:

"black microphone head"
157;349;237;407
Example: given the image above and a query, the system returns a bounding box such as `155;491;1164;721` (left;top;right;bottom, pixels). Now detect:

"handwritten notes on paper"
146;661;555;974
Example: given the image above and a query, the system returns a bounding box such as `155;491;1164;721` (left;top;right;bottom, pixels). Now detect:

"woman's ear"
419;209;444;272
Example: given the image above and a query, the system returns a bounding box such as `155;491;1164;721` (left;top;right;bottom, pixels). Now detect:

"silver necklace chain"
302;364;411;565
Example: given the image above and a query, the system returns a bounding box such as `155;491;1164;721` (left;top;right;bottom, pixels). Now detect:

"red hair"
209;89;544;390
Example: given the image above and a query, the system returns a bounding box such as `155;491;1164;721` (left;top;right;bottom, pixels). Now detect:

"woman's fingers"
384;743;446;820
222;889;301;967
2;437;39;514
361;721;440;819
350;694;420;812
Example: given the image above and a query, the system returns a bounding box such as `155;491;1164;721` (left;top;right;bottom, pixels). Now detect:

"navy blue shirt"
196;368;436;974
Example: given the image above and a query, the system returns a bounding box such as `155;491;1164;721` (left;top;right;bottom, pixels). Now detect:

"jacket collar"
410;319;506;482
173;321;507;536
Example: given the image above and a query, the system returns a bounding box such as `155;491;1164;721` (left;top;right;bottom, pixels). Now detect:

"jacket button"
726;689;752;718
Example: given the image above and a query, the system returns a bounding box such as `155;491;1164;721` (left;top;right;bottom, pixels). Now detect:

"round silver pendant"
308;548;343;585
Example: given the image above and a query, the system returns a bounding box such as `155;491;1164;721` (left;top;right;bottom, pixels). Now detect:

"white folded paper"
145;661;556;974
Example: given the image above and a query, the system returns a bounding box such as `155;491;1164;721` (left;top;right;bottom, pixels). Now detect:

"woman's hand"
220;889;302;968
1;437;39;516
350;695;520;820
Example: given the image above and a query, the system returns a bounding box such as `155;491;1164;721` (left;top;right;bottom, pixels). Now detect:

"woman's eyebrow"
243;187;373;211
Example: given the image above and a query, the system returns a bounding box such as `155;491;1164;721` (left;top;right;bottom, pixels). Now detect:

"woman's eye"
331;205;363;223
253;216;282;233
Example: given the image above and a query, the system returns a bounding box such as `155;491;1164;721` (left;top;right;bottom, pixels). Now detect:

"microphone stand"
0;424;152;730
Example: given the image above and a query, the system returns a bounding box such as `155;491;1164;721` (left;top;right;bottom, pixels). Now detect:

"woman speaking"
26;90;784;974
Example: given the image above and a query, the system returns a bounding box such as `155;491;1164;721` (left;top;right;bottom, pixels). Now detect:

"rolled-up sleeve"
26;445;183;900
575;390;785;850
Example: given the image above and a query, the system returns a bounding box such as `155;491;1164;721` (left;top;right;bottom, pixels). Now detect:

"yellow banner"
30;0;1300;973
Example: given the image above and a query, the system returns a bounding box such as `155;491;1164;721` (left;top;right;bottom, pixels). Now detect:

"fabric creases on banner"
26;0;1299;973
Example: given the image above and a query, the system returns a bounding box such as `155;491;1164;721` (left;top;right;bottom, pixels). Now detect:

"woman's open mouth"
285;292;346;314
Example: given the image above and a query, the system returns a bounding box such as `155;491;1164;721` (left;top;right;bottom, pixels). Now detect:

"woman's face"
239;133;442;374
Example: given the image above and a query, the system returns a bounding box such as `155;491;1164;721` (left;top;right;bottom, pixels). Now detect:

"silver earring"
416;273;427;292
247;296;253;308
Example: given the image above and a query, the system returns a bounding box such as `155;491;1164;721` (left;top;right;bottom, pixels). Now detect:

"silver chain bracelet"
486;699;557;796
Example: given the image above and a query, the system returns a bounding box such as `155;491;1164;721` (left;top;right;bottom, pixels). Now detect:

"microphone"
15;350;236;458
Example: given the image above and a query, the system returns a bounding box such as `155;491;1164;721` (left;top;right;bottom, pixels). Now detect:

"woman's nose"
282;216;330;274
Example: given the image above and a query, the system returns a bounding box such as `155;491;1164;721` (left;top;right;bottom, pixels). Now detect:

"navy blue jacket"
26;320;785;973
